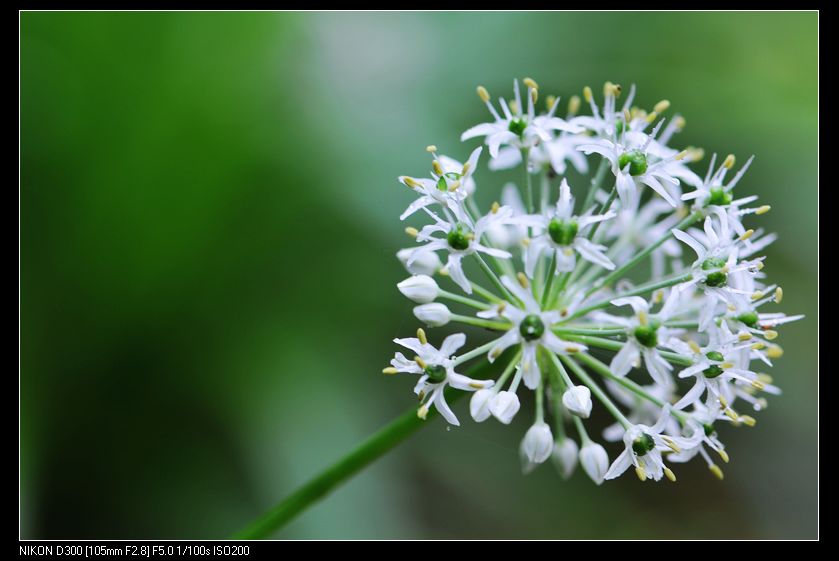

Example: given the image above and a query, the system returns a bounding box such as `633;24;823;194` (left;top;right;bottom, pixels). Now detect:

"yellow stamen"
751;290;764;301
723;154;736;169
425;145;437;153
645;111;658;123
624;109;632;124
718;395;729;408
509;100;519;115
717;449;730;463
523;77;539;90
662;436;681;453
461;162;471;175
545;94;556;112
654;99;671;113
675;150;688;161
567;95;580;115
414;356;427;369
764;330;778;341
688;340;701;354
403;176;421;189
469;382;485;389
752;380;766;391
566;346;580;354
497;302;507;314
774;287;783;304
438;267;449;277
432;160;443;176
448;180;461;192
530;88;538;104
521;238;531;247
739;229;755;241
755;205;771;215
382;367;398;375
603;81;614;96
766;345;784;359
490;348;502;360
724;408;739;422
674;116;687;130
417;328;427;345
635;465;647;482
751;342;766;351
417;405;429;420
405;227;419;238
477;85;490;103
709;464;724;480
638;311;649;326
721;362;734;370
517;272;529;289
758;373;773;384
686;146;704;162
740;415;757;427
738;332;752;342
491;201;501;214
583;86;593;103
664;467;677;482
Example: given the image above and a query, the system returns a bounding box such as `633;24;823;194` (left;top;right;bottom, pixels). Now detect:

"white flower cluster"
385;79;802;484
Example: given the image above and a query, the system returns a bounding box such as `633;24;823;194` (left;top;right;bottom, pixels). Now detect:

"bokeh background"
21;11;818;539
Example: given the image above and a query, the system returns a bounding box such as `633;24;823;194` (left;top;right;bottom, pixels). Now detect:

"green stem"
557;334;694;367
566;272;693;322
554;354;630;427
585;185;617;241
585;212;702;298
439;290;491;310
541;253;558;308
233;359;497;539
581;157;609;214
450;313;511;332
575;352;689;425
470;281;503;304
523;148;534;213
474;254;520;306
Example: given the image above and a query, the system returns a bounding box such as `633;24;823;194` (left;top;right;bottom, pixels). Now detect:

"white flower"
390;333;494;426
522;421;554;464
413;303;451;327
579;441;610;485
408;206;516;294
552;438;579;479
485;183;528;249
562;385;593;418
469;389;495;422
604;407;684;482
579;121;692;208
461;79;583;159
490;133;590;176
490;391;521;424
594;293;684;386
521;178;616;276
485;275;584;389
397;275;439;303
396;247;441;276
398;146;482;222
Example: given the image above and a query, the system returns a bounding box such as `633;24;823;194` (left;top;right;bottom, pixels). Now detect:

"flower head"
385;78;801;484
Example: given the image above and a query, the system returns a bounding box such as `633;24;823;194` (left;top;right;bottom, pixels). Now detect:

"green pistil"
423;364;447;384
632;433;656;456
447;224;472;251
618;150;648;176
509;118;527;138
548;219;579;246
701;257;728;288
708;187;732;206
519;314;545;342
633;324;659;348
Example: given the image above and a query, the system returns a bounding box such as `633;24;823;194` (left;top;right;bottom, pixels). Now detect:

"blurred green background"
21;11;817;539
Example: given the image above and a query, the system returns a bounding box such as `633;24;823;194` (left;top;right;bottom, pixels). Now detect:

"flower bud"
413;303;451;327
522;422;554;464
397;275;439;303
579;441;610;485
552;438;579;479
562;385;593;419
469;389;494;422
490;391;520;424
397;248;441;276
